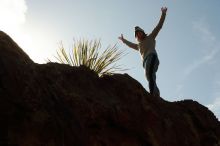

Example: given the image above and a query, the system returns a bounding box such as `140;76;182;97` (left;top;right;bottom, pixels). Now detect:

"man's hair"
135;26;145;37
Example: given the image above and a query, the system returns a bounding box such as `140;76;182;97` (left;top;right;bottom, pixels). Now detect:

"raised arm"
149;7;167;39
118;34;138;51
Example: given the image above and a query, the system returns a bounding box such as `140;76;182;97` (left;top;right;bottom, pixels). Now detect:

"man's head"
135;26;146;41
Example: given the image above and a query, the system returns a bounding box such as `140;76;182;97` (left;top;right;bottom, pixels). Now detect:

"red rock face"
1;31;220;146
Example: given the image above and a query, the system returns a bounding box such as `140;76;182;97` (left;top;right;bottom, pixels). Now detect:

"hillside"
0;31;220;146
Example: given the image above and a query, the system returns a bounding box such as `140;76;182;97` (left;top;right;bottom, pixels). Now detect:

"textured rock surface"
1;31;220;146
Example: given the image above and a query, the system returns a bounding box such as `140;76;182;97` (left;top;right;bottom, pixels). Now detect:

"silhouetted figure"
119;7;167;97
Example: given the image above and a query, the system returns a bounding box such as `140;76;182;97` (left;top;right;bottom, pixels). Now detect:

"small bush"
55;39;126;76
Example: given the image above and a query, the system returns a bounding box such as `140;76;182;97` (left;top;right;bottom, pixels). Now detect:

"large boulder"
0;31;220;146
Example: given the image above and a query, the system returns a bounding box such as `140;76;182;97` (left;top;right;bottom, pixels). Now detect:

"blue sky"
1;0;220;119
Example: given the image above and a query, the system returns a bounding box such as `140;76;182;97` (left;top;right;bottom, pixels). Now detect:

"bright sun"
0;0;45;63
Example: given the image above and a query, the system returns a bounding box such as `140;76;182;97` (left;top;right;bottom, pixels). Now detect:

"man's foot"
150;87;160;97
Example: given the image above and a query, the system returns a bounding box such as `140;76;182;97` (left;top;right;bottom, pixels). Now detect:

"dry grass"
55;39;126;76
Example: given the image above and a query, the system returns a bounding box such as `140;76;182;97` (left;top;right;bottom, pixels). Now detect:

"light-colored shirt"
122;12;166;61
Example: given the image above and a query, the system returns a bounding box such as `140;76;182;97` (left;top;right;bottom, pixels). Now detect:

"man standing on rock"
118;7;167;97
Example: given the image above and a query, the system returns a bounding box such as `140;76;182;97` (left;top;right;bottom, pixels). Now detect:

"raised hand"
118;34;124;41
161;7;167;13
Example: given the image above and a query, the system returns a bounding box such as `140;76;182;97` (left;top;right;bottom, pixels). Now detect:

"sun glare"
0;0;27;30
0;0;47;63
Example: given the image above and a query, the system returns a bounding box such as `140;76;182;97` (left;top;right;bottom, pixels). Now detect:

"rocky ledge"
0;31;220;146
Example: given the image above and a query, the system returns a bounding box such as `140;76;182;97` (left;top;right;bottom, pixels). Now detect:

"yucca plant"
55;39;126;77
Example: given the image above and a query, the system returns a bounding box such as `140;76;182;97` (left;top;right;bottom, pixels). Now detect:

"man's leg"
145;54;160;96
